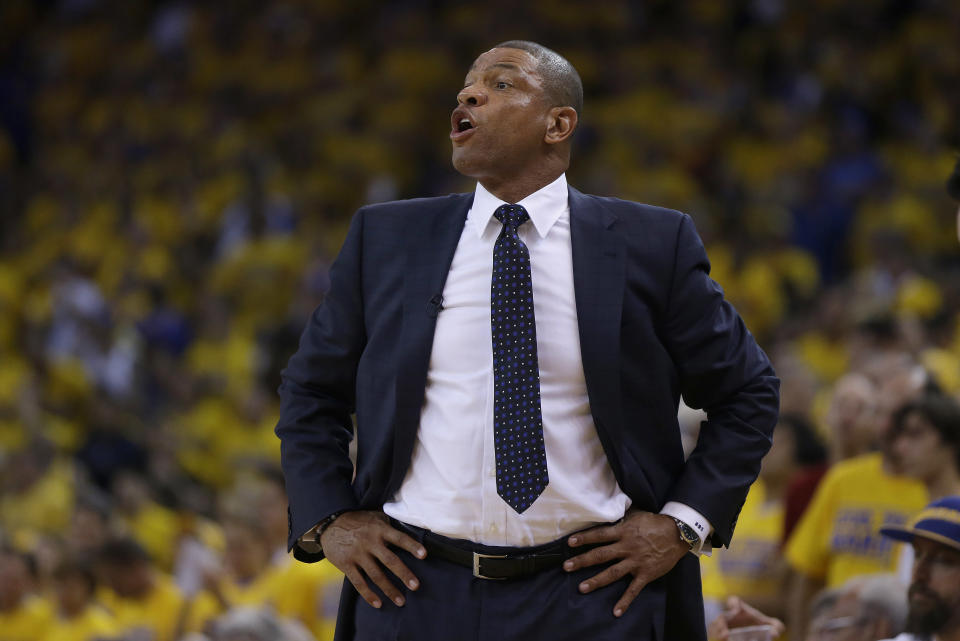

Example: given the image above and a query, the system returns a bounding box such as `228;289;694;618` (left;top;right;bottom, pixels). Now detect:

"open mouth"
450;118;477;143
450;109;477;141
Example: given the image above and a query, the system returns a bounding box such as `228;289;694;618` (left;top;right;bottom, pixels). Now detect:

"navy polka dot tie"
491;204;548;514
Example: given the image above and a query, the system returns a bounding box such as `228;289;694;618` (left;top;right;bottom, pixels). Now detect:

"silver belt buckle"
472;552;507;580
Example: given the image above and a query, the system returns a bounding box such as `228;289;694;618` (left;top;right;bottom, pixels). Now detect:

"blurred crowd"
1;0;960;640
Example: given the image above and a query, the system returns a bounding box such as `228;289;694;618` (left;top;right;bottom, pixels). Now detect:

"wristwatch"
301;511;345;550
671;517;701;552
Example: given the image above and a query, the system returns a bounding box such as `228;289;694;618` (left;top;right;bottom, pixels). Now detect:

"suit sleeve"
275;209;367;557
662;214;780;548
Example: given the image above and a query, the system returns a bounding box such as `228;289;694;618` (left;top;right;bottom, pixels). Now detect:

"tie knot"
494;204;529;231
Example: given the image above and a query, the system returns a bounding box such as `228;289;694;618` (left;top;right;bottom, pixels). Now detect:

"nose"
912;554;931;583
890;434;908;459
457;85;487;106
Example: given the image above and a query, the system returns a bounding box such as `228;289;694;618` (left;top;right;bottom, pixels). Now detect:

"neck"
926;466;960;500
477;159;566;204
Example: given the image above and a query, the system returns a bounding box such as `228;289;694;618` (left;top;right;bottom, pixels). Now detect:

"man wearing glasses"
878;496;960;641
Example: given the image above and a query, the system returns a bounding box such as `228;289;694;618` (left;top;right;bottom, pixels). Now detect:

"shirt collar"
469;173;569;239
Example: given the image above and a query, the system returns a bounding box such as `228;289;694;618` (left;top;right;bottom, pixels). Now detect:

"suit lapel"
387;193;473;496
569;187;626;449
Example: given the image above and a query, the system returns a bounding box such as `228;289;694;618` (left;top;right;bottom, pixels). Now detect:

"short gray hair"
841;574;909;636
210;608;315;641
810;587;841;622
494;40;583;116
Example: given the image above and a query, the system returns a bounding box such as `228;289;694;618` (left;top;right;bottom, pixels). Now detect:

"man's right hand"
319;510;427;609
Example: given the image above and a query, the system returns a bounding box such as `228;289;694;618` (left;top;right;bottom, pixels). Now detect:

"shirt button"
488;468;495;478
489;523;498;533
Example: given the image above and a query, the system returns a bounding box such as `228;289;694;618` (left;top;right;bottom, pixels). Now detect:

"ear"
544;106;578;145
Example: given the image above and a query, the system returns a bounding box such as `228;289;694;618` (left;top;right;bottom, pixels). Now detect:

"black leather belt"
395;521;598;581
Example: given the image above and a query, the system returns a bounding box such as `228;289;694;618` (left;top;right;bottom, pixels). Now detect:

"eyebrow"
467;61;522;73
463;62;526;87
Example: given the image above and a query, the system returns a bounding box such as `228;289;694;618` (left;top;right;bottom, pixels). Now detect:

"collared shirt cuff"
660;501;714;557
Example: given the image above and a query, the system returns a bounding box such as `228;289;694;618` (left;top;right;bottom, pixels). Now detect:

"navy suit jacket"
276;186;780;639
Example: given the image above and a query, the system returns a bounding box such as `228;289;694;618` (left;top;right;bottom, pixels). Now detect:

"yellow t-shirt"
700;480;784;600
0;596;54;641
0;459;74;541
187;557;342;640
785;452;928;587
105;575;185;641
699;549;729;602
125;502;180;572
275;557;342;641
41;604;118;641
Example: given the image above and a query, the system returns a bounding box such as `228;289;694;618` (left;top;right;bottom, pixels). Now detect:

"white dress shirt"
383;174;711;550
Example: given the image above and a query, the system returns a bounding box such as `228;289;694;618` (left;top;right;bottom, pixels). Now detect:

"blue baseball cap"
880;496;960;553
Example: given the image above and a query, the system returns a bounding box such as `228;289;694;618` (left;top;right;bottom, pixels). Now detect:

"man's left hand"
563;510;688;617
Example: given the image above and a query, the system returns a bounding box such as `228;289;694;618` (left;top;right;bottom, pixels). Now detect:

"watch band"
302;511;345;548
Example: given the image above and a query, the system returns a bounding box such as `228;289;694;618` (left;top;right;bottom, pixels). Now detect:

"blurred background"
1;0;959;640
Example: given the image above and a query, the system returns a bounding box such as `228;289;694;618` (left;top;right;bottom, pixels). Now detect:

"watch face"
676;521;698;545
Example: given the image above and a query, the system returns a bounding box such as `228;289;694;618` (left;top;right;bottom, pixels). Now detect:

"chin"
451;151;482;179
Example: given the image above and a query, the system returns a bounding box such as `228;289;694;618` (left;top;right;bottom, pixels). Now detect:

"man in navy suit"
276;40;779;641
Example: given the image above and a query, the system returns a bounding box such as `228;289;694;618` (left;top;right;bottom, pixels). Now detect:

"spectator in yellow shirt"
255;470;343;639
112;469;181;571
785;359;936;638
823;374;880;464
96;538;188;641
887;395;960;583
190;502;340;639
784;446;927;637
0;440;74;544
65;493;113;559
191;514;290;625
184;512;268;624
889;395;960;502
43;557;117;641
702;413;828;623
0;546;54;641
